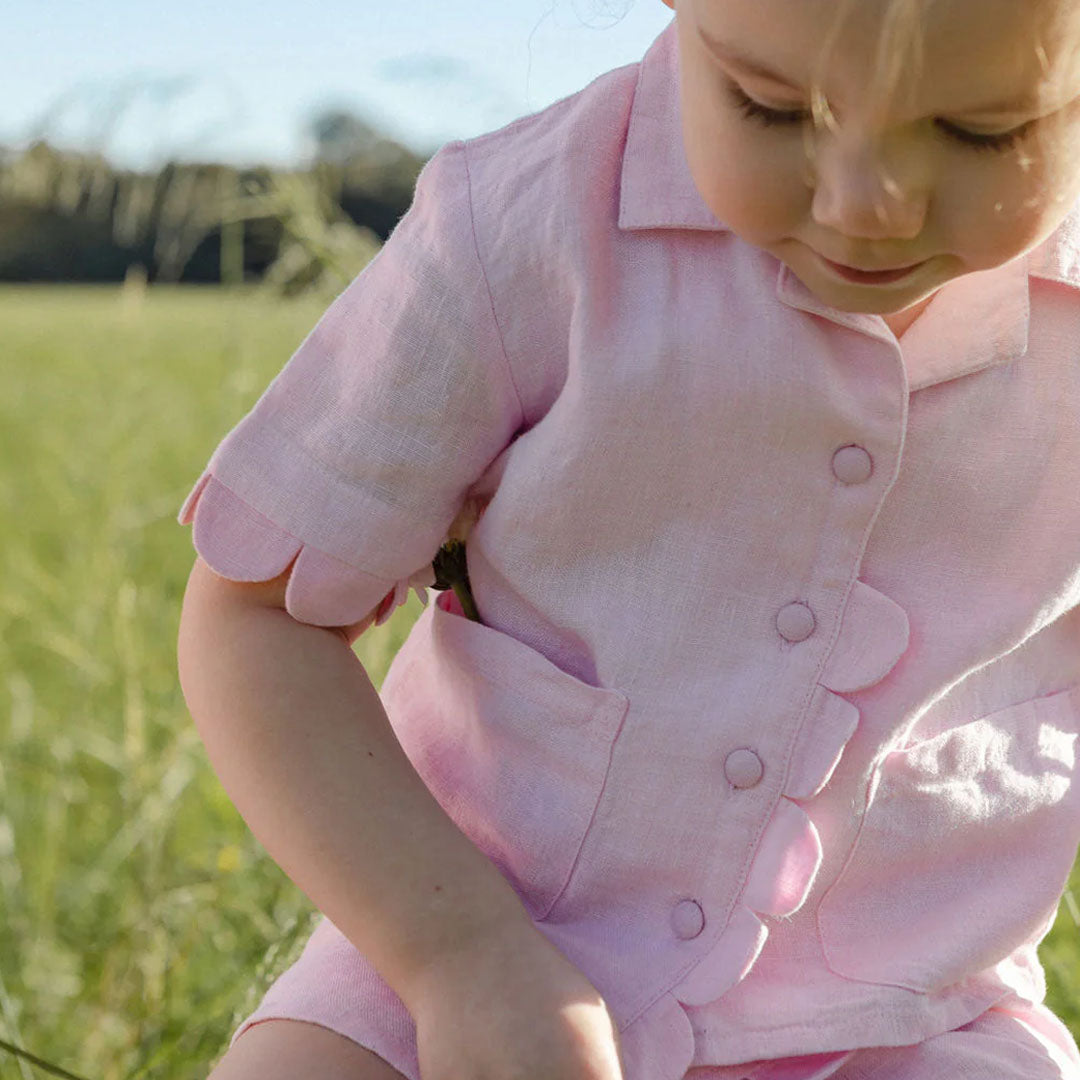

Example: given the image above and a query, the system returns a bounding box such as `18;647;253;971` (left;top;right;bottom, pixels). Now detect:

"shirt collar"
619;18;723;234
619;18;1080;390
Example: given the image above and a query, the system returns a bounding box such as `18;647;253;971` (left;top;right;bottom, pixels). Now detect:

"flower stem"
432;539;481;622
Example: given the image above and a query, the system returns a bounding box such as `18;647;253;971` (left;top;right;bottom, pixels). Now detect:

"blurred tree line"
0;109;431;299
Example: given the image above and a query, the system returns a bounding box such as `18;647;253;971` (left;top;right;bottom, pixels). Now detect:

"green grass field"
1;284;1077;1079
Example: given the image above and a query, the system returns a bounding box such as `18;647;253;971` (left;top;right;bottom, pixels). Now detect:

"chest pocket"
817;683;1080;993
378;592;630;921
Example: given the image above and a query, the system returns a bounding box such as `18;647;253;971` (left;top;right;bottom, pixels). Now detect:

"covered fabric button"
725;748;764;789
671;899;705;940
832;444;873;484
777;602;816;642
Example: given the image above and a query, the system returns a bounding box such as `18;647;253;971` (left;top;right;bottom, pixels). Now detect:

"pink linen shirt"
179;18;1080;1080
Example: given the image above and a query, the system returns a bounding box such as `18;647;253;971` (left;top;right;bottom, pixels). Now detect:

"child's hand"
406;920;626;1080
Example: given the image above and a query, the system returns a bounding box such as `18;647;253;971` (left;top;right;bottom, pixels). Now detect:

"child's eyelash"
723;81;1036;154
939;118;1036;152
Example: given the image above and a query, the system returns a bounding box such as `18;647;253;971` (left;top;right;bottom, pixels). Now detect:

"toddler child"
177;0;1080;1077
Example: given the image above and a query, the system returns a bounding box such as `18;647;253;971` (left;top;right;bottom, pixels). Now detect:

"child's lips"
817;253;928;285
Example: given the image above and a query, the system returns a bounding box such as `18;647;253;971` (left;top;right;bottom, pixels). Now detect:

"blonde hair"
810;0;928;129
801;0;1080;218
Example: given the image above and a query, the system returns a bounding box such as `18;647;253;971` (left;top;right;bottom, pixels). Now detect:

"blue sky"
4;0;674;171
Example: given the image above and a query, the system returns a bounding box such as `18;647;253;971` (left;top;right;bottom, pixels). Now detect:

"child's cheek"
943;155;1068;271
690;134;809;248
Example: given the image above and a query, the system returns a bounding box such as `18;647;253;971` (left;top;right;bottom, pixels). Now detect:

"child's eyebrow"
696;24;1047;117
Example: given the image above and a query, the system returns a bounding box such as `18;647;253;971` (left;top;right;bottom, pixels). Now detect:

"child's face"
662;0;1080;319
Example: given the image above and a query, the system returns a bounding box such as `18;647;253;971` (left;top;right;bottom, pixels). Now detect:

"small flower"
431;539;479;622
217;845;241;873
374;496;489;627
429;494;489;623
373;564;437;627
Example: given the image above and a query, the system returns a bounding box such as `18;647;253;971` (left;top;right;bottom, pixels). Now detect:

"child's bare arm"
176;555;538;1005
178;557;630;1080
177;555;625;1077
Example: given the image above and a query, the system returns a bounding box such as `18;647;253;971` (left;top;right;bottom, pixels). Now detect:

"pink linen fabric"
179;17;1080;1080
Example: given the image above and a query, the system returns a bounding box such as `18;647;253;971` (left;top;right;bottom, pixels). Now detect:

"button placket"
669;438;909;1012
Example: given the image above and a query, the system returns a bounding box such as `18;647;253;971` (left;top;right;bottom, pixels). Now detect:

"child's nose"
808;132;928;242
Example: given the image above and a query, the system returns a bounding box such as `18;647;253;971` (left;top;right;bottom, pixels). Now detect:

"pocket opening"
381;599;631;919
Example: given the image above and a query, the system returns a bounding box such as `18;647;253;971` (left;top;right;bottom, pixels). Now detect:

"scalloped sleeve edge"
178;469;433;630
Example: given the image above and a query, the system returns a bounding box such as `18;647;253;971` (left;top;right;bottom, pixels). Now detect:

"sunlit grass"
0;284;1077;1079
0;284;421;1079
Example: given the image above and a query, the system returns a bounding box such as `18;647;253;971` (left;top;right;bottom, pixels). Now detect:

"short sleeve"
177;139;524;630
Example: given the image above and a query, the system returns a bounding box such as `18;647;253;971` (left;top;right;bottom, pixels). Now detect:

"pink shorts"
229;916;1080;1080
